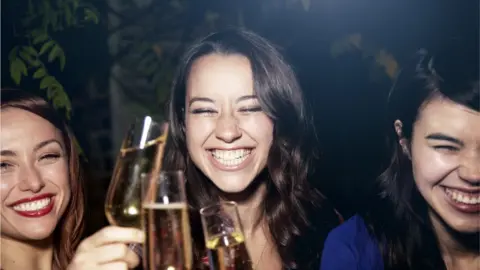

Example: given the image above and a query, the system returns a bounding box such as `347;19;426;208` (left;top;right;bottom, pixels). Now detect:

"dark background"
2;0;479;234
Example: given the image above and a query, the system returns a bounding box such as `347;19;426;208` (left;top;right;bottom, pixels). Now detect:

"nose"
18;165;46;192
458;153;480;186
215;113;241;143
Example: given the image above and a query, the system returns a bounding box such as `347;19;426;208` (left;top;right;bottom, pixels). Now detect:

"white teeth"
12;198;51;212
445;188;480;205
211;149;251;167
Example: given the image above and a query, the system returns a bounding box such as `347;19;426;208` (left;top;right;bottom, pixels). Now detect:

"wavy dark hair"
1;89;85;270
163;28;339;269
364;41;479;269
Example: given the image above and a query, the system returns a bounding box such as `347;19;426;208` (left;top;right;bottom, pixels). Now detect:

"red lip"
9;193;55;206
9;193;55;218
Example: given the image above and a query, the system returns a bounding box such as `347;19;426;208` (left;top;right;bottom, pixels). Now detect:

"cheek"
43;159;70;190
411;145;457;187
185;117;215;148
241;115;273;145
0;175;15;203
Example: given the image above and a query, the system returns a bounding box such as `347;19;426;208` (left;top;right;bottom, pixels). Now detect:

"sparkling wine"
143;202;192;270
105;138;162;228
205;232;253;270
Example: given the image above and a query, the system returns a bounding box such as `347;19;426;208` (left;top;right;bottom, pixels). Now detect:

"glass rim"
199;201;238;216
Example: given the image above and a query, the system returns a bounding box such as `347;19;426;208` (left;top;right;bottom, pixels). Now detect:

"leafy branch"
8;0;100;119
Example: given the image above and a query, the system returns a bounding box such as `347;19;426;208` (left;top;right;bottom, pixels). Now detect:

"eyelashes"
190;106;263;115
433;145;460;152
41;153;62;160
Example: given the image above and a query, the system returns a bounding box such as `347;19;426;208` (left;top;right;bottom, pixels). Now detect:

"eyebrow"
188;97;214;107
425;133;464;146
188;95;258;107
0;139;62;157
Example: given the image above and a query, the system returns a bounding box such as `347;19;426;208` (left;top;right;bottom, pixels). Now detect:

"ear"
393;120;411;159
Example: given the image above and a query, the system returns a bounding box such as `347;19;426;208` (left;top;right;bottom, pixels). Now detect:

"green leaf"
33;68;47;79
8;47;19;62
65;6;73;26
33;34;49;44
72;0;80;10
58;49;66;71
47;44;66;70
39;75;56;89
48;44;59;62
39;40;55;55
31;29;44;38
22;46;38;56
84;8;99;24
301;0;311;11
19;50;37;66
10;58;28;85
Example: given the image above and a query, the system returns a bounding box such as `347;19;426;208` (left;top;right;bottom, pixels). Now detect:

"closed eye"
40;153;61;161
239;106;262;113
190;108;217;115
434;145;459;152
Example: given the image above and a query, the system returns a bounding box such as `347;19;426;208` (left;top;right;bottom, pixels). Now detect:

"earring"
399;138;411;159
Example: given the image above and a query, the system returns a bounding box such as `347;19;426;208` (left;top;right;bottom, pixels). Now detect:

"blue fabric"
320;215;384;270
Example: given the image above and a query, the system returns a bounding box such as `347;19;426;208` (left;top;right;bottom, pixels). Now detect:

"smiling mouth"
444;187;480;205
13;197;53;212
209;149;252;167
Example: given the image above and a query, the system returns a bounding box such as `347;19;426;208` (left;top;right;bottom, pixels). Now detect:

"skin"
185;54;281;269
0;108;144;270
396;96;480;270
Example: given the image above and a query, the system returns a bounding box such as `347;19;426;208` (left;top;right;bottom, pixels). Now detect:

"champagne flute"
200;202;253;270
142;170;192;270
105;116;167;228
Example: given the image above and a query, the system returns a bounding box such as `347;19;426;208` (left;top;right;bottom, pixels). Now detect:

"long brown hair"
1;88;85;270
164;29;340;269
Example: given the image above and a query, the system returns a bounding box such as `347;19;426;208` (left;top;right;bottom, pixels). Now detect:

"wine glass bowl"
200;202;253;270
104;116;167;228
142;171;192;270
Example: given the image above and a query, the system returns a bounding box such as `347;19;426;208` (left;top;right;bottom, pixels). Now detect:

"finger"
77;226;144;252
99;261;128;270
95;244;141;269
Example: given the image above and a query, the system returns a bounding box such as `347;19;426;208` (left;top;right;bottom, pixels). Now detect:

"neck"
0;236;54;270
429;211;480;269
219;172;268;237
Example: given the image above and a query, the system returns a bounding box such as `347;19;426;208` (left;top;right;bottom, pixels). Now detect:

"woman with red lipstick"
321;40;480;270
163;28;340;270
1;89;144;270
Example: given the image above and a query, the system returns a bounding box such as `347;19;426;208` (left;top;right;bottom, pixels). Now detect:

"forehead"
1;108;62;149
186;53;254;98
417;97;480;140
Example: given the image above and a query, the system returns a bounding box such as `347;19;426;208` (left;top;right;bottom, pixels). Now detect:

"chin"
446;218;480;234
214;180;253;194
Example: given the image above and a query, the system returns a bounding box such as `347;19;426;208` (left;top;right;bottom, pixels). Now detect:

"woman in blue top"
321;40;479;270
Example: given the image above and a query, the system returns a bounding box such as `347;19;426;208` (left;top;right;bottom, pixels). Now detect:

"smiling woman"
164;28;340;270
0;89;85;270
0;89;146;270
321;39;479;270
